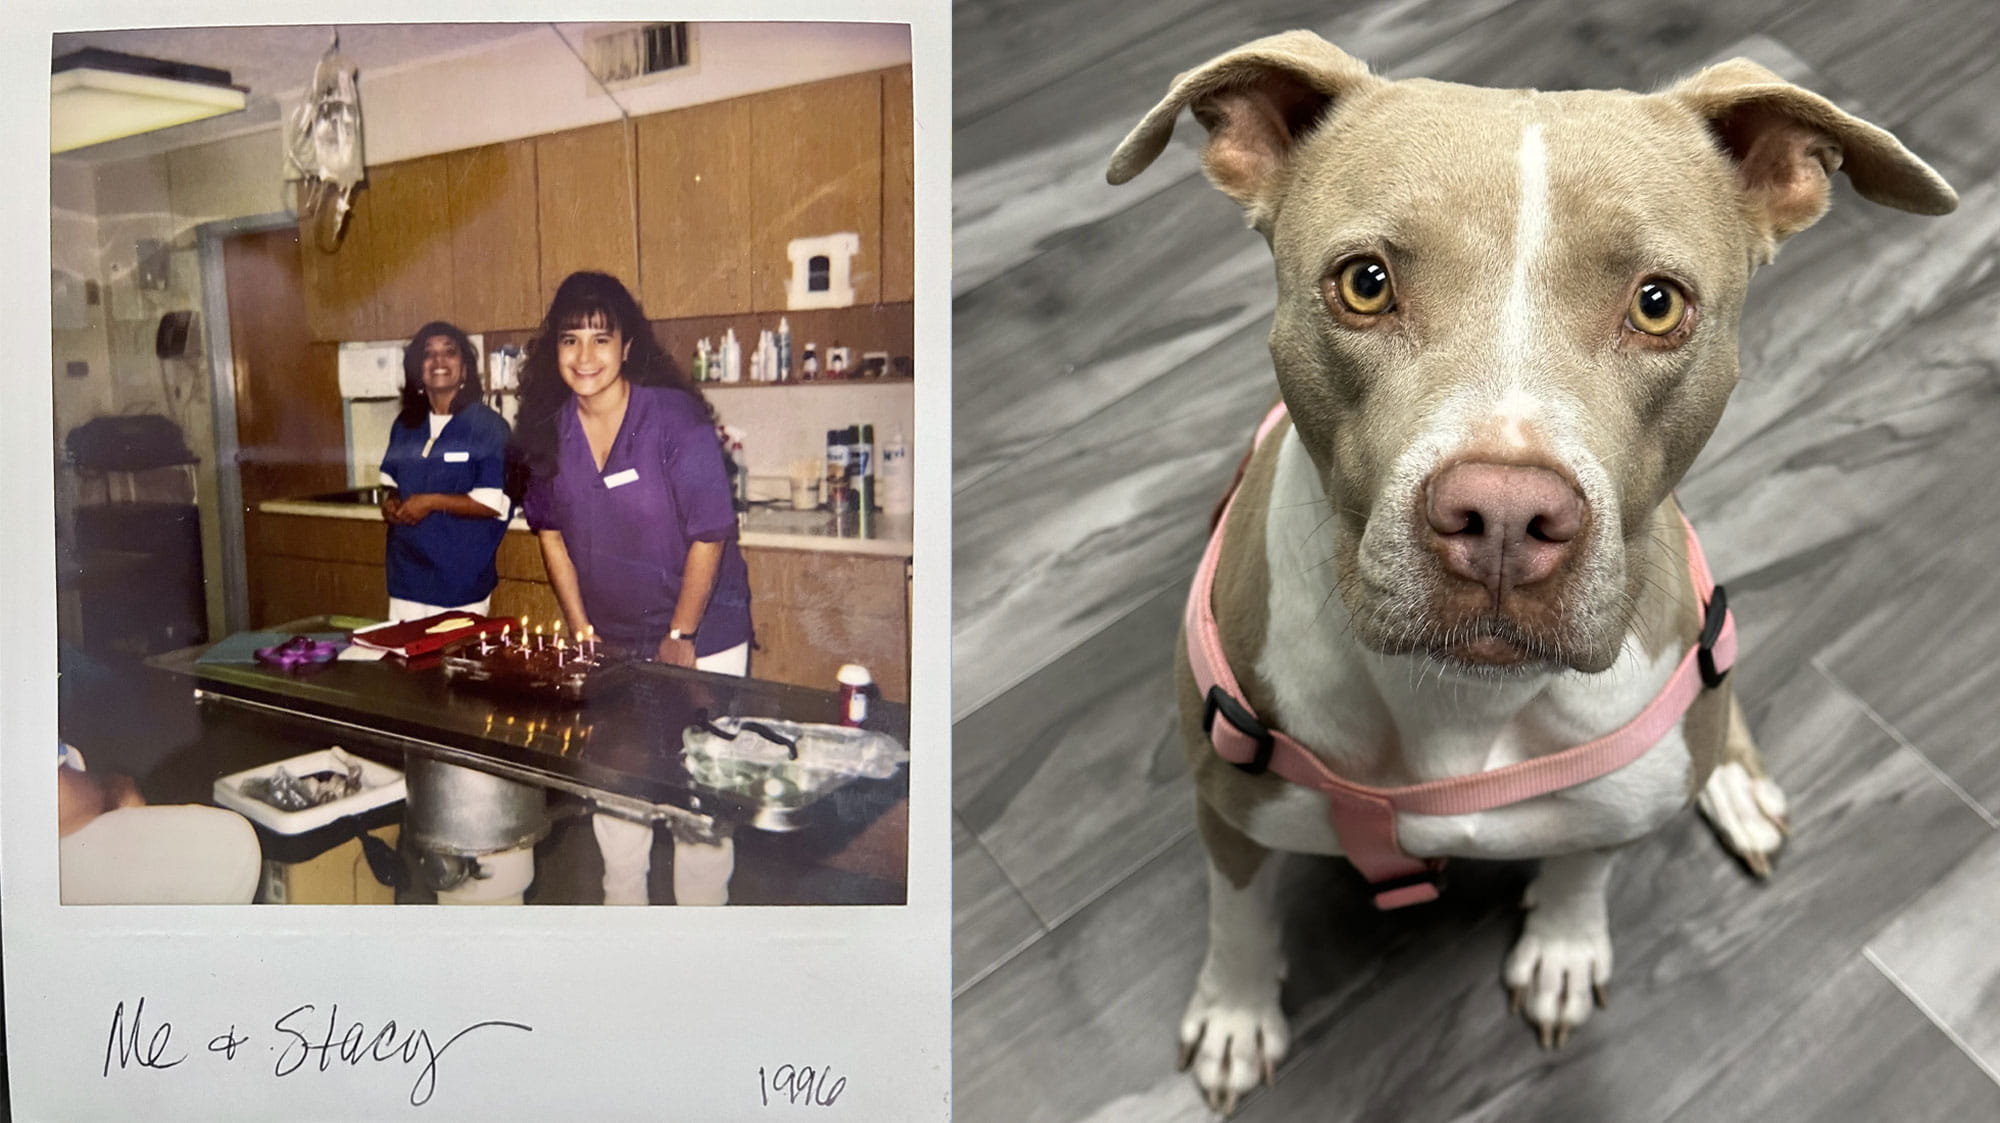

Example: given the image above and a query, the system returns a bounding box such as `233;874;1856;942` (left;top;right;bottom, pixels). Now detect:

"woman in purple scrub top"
510;271;752;905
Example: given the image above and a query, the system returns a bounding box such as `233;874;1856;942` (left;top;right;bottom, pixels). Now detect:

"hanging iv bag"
285;41;364;248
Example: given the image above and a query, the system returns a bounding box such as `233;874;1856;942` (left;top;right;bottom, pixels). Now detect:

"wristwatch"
668;628;698;642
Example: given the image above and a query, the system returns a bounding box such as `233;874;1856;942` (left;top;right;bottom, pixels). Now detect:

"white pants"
389;596;492;622
595;641;749;905
61;805;262;905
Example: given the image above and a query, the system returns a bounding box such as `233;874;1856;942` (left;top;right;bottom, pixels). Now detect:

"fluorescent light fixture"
51;48;247;154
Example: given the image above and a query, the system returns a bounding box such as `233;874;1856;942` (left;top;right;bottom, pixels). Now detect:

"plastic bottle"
723;329;742;383
802;343;819;381
853;423;875;514
776;317;792;382
880;427;911;515
837;664;873;726
825;428;850;510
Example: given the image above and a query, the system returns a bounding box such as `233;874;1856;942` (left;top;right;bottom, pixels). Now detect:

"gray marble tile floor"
953;0;2000;1118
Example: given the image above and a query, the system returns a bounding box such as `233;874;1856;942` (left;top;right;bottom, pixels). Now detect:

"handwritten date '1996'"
760;1063;846;1107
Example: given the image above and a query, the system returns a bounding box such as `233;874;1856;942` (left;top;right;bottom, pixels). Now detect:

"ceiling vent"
583;24;691;86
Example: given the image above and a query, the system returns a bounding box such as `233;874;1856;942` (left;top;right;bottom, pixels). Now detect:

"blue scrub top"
379;403;512;608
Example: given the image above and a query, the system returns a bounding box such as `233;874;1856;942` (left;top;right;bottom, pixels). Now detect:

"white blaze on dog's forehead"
1500;122;1549;384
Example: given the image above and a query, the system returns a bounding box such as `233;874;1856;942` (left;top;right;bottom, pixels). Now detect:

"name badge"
443;451;470;463
603;468;640;489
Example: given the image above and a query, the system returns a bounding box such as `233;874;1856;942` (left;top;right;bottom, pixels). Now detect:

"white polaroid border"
2;2;952;1119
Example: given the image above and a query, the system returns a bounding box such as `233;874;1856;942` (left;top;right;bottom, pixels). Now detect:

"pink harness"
1188;405;1737;909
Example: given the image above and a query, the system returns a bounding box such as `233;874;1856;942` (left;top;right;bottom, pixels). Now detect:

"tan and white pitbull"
1106;31;1957;1114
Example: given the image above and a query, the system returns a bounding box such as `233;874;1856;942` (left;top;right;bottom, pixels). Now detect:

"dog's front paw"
1178;978;1287;1116
1504;904;1612;1049
1698;760;1790;877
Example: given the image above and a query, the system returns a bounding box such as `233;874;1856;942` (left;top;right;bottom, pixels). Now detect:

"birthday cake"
440;628;624;703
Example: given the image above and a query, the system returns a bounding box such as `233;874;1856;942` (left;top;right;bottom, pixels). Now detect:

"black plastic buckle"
1204;685;1275;775
1698;583;1730;689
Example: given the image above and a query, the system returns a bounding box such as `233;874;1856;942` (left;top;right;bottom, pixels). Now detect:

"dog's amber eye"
1331;258;1395;316
1628;280;1688;335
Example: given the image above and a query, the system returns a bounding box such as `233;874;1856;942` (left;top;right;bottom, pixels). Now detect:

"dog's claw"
1554;1023;1571;1049
1177;1025;1202;1073
1593;981;1609;1009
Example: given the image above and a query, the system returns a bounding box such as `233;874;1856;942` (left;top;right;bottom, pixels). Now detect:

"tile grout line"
1862;947;2000;1091
1041;822;1197;932
953;811;1048;999
1809;656;2000;830
954;822;1198;1001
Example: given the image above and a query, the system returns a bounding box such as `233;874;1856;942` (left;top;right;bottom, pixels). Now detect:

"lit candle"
556;634;568;667
534;624;543;650
519;616;530;647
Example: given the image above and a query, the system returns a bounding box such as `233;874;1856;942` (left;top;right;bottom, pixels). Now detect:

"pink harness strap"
1188;405;1737;909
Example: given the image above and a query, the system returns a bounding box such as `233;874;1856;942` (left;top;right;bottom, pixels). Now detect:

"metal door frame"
196;212;300;634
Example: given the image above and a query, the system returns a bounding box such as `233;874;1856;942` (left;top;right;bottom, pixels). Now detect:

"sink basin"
300;486;392;505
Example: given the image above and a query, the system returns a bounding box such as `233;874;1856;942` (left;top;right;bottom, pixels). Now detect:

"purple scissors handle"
255;635;341;670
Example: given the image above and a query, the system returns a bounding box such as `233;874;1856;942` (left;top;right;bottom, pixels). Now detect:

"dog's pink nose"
1425;462;1584;594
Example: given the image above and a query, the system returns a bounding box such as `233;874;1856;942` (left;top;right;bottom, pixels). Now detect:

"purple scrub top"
522;383;751;657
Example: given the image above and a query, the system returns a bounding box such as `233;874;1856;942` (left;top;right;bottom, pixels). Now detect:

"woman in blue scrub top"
379;321;512;621
510;272;752;906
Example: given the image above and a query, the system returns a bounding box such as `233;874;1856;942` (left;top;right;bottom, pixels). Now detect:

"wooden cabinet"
745;72;883;312
491;530;563;622
299;187;377;342
743;547;908;703
300;69;910;338
368;156;457;342
636;96;752;319
881;64;914;304
299;154;455;342
447;140;544;331
244;513;388;626
536;121;638;297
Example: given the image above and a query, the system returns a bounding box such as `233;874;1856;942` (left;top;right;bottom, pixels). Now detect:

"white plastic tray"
212;748;406;835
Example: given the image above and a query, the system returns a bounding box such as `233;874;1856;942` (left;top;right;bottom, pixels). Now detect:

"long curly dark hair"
506;272;710;500
396;321;484;428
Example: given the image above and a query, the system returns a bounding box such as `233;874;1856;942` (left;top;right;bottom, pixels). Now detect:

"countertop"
258;495;914;557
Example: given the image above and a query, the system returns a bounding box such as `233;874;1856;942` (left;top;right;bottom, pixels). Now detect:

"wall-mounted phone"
156;310;193;359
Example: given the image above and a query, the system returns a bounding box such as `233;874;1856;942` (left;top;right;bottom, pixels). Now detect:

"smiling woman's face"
556;316;631;400
420;335;465;407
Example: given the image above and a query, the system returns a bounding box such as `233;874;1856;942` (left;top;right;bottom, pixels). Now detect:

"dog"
1105;31;1956;1113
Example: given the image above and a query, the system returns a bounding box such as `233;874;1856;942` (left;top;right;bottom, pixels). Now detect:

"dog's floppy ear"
1665;59;1956;257
1107;31;1382;222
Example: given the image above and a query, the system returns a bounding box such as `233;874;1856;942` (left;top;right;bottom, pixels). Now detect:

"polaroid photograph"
6;1;950;1118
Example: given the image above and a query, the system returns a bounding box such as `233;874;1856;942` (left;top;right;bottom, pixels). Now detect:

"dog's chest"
1238;433;1694;861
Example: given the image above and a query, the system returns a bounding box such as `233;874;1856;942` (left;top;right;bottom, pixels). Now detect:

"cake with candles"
439;618;624;703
